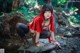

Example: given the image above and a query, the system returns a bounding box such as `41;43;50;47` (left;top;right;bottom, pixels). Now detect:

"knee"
16;23;22;28
30;29;35;33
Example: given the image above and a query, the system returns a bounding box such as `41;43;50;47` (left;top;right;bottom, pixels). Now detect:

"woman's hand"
53;41;60;46
53;41;63;49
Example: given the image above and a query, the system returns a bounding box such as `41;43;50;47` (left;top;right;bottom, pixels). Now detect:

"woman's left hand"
53;41;60;46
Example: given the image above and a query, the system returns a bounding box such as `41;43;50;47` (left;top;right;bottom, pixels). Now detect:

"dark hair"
42;4;53;14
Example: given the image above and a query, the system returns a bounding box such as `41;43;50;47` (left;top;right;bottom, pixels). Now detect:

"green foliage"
68;7;80;24
11;0;39;22
57;0;67;5
1;0;79;25
16;5;39;22
37;0;45;5
68;15;80;24
52;0;67;6
25;0;37;7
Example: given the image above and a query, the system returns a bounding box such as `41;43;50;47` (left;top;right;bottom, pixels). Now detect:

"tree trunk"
12;0;19;11
12;0;24;11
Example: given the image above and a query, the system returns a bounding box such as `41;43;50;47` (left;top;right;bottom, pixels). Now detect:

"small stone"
50;50;56;53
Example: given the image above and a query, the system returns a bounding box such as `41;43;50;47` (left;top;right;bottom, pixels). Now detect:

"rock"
50;51;56;53
70;47;77;53
0;49;4;53
18;40;64;53
64;31;73;37
55;36;67;47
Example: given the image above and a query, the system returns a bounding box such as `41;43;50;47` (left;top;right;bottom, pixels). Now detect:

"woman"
16;4;60;47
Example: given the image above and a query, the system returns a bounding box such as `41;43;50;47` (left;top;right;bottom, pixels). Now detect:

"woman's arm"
34;31;42;47
35;31;40;43
50;31;60;46
50;31;56;42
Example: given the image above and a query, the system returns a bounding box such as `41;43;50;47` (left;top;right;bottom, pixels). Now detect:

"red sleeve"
29;17;43;33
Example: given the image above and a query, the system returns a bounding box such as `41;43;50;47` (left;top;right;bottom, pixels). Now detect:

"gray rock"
50;50;56;53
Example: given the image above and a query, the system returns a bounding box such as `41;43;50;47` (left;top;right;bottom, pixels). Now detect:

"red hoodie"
27;9;55;33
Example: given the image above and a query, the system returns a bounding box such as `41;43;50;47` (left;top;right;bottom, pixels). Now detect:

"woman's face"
44;11;51;19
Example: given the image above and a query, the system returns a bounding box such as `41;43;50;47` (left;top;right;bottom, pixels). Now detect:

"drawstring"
48;37;51;43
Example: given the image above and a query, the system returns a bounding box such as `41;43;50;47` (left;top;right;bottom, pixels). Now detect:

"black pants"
16;23;51;39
